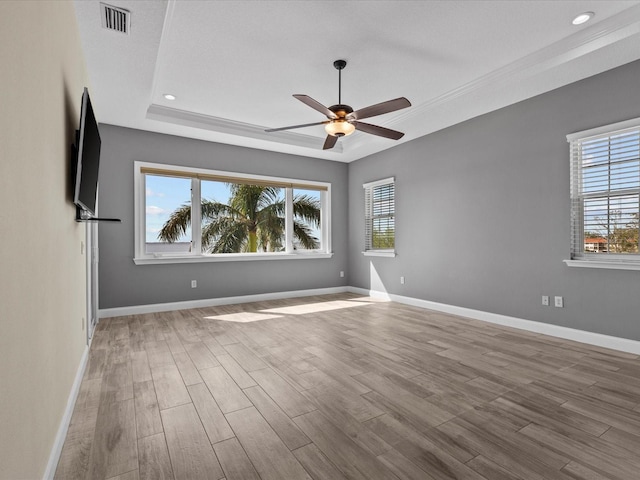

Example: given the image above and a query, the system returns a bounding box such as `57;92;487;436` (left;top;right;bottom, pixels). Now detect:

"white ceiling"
74;0;640;163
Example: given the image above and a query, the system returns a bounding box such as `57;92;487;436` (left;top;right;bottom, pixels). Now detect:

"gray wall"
349;59;640;341
98;60;640;341
98;126;348;309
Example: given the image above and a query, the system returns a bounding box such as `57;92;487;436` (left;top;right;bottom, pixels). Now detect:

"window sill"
134;252;333;265
563;259;640;271
362;251;396;258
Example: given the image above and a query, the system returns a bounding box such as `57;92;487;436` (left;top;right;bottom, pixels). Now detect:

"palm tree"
158;184;321;253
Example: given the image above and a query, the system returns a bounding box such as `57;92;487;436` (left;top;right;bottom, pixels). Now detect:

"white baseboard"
348;287;640;355
99;285;640;353
42;344;90;480
99;286;350;318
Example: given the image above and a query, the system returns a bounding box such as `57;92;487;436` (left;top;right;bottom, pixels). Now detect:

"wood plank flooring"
55;293;640;479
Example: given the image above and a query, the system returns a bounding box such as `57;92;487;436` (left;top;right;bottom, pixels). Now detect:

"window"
145;175;192;255
567;118;640;269
363;177;395;257
134;162;331;264
292;188;323;251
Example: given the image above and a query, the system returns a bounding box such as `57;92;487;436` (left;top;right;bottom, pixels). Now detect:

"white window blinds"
364;178;395;251
568;119;640;261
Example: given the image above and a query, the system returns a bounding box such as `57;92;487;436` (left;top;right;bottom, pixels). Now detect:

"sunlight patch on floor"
204;312;283;323
348;296;389;303
260;300;372;315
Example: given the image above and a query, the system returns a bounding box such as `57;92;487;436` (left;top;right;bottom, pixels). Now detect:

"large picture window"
135;162;331;264
363;177;395;257
567;118;640;268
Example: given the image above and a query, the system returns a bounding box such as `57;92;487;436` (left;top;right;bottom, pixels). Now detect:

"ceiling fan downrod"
334;59;346;104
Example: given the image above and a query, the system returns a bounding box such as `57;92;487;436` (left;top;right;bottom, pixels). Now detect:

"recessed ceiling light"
163;94;176;100
572;12;594;25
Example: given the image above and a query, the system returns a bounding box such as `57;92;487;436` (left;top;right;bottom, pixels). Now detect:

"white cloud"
146;188;165;197
146;205;167;215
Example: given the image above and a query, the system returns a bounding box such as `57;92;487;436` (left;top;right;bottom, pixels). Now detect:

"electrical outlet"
542;295;549;306
191;280;197;288
400;276;405;285
554;296;564;308
340;271;345;278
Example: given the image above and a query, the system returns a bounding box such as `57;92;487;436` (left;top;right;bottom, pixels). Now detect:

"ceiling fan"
265;60;411;150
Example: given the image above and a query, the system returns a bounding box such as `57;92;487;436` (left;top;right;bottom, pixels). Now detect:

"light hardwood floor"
55;293;640;479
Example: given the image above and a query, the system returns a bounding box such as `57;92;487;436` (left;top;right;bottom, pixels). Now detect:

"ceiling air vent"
100;3;130;35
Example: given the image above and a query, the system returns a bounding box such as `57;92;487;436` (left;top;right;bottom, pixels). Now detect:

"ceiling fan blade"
323;135;338;150
348;97;411;121
354;121;405;140
265;120;329;133
294;94;337;119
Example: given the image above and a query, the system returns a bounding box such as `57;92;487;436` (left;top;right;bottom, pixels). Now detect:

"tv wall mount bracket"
75;206;121;223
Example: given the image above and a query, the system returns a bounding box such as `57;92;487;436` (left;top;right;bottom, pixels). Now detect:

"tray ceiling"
74;0;640;162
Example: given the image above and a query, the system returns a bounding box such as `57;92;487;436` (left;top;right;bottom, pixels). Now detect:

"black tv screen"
74;87;101;216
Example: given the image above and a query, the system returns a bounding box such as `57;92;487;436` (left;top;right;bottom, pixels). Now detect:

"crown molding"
146;104;342;153
391;4;640;128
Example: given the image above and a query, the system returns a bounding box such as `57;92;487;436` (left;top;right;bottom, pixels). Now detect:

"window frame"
565;117;640;271
134;162;332;265
363;177;396;257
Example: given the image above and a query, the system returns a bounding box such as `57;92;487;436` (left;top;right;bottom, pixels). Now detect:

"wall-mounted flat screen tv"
74;87;101;217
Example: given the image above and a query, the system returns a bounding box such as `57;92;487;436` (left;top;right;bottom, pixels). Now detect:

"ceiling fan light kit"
265;59;411;150
325;119;356;137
